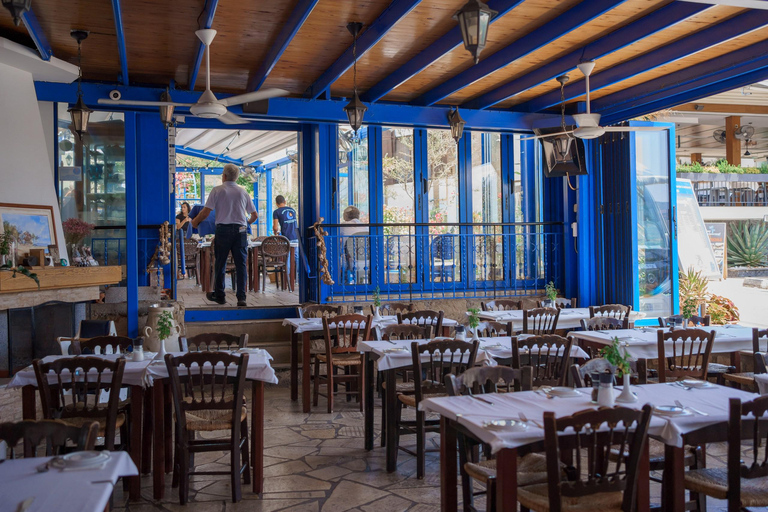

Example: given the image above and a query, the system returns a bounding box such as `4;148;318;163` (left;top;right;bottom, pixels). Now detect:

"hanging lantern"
2;0;31;26
68;30;92;143
454;0;498;64
343;22;368;135
552;136;574;163
448;107;465;144
160;88;175;129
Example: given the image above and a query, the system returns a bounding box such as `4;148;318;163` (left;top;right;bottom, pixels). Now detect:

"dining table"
421;382;757;512
282;315;460;413
475;307;646;330
7;348;278;502
358;335;590;471
0;451;138;512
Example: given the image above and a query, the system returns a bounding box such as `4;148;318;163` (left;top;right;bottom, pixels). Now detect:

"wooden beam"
672;103;768;115
725;116;741;166
690;153;702;163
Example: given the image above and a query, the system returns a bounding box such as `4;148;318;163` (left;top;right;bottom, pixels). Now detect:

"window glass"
174;171;201;214
427;129;459;282
383;127;415;284
204;174;222;200
471;132;502;281
338;125;369;222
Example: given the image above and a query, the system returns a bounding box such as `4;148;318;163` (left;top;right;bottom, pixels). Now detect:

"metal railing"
90;237;158;285
306;222;564;304
686;177;768;207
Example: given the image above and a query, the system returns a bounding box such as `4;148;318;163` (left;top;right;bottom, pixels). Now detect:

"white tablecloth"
754;373;768;395
570;325;754;360
476;308;646;330
420;382;755;453
283;315;459;335
0;451;137;512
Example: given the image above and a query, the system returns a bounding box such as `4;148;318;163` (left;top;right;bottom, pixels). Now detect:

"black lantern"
160;88;174;129
68;30;92;142
453;0;497;64
448;107;465;144
343;22;367;134
552;136;574;163
2;0;31;26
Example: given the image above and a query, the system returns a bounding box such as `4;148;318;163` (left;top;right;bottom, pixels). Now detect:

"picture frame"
0;203;58;253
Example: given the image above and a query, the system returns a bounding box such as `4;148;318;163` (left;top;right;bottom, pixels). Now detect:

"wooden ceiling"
2;0;768;119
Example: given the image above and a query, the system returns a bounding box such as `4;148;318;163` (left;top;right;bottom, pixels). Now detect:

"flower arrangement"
467;307;480;331
372;286;381;308
62;218;94;245
156;311;174;342
600;337;632;377
544;281;558;302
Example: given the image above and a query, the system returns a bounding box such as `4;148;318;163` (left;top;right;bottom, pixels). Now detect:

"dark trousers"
213;224;248;301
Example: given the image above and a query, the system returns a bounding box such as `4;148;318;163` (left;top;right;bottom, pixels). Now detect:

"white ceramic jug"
143;302;181;353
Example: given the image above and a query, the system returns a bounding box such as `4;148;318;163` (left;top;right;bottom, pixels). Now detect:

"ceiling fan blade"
97;99;193;107
218;111;251;125
519;130;573;141
221;88;289;107
677;0;768;9
603;126;667;132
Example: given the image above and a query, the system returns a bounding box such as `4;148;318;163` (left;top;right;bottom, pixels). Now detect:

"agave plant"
728;221;768;267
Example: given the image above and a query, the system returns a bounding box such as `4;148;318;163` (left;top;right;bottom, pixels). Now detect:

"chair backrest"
580;316;628;331
164;352;248;434
301;304;343;319
480;299;522;312
73;335;136;355
344;234;370;261
33;356;125;449
472;320;509;338
0;420;97;458
656;328;715;382
753;328;768;353
398;310;444;336
187;333;247;352
589;304;631;320
536;297;576;309
380;323;429;341
725;395;768;508
183;239;199;258
511;335;572;387
446;366;532;396
372;302;414;315
77;320;115;339
522;307;560;335
322;314;372;356
658;315;710;328
411;340;478;404
261;235;291;259
542;405;652;512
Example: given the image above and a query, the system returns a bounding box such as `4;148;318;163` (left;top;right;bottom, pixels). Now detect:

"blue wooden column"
266;169;273;235
125;112;138;337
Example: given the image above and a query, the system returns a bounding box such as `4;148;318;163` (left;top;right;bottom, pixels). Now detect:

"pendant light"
448;107;465;144
343;22;367;134
744;139;751;157
454;0;498;64
159;88;175;129
68;30;93;143
2;0;31;26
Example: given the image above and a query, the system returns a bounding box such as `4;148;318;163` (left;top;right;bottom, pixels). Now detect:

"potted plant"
542;281;558;308
467;307;481;342
0;232;11;266
143;305;180;356
600;337;636;403
372;286;382;321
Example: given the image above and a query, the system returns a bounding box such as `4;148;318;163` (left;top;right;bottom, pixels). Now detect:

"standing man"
191;164;257;307
272;195;299;277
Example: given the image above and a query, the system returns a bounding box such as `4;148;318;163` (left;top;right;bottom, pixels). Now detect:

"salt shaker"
590;372;601;403
132;338;145;362
597;371;615;407
454;325;466;341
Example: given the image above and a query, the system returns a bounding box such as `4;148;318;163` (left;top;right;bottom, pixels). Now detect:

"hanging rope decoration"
311;218;334;285
146;221;173;273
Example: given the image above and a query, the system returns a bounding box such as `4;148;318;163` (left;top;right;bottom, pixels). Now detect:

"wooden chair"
589;303;632;320
0;420;98;458
56;319;117;355
183;239;199;282
723;328;768;389
580;316;629;331
480;299;522;312
187;333;248;352
446;366;532;397
372;302;414;315
313;314;372;412
656;328;715;383
658;315;710;327
517;406;652;512
570;358;648;388
684;395;768;511
395;339;478;479
33;356;126;451
521;307;560;335
300;304;343;319
536;297;576;309
472;320;510;338
165;352;250;504
511;334;572;387
260;235;291;291
72;335;136;355
397;310;444;338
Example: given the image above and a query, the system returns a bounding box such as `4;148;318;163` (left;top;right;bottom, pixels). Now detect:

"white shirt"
340;218;368;237
204;181;256;226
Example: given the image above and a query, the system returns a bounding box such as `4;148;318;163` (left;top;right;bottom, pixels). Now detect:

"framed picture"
0;203;58;252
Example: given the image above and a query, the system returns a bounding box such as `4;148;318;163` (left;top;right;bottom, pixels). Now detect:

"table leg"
289;246;296;292
496;448;518;512
128;385;144;501
385;369;398;473
302;332;311;413
254;246;261;292
164;383;173;474
364;352;374;451
662;445;685;512
291;329;298;402
252;380;264;494
22;386;35;420
153;381;165;500
637;438;650;512
248;247;254;292
732;351;741;373
440;417;458;512
141;390;153;474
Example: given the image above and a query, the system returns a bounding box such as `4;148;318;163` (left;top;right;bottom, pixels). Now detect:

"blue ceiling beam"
188;0;219;91
462;2;706;110
518;10;768;113
175;146;244;166
361;0;524;104
247;0;320;92
262;155;294;170
305;0;422;99
110;0;129;85
593;39;768;117
413;0;627;107
20;10;52;61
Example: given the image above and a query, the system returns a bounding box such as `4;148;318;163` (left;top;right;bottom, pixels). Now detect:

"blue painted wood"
462;2;705;110
20;10;52;61
305;0;423;99
110;0;129;85
519;10;768;112
189;0;220;90
125;113;139;337
413;0;627;107
175;146;244;165
265;168;273;235
361;0;524;103
248;0;319;91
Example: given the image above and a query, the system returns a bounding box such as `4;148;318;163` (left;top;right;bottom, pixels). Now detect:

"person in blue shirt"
272;195;299;277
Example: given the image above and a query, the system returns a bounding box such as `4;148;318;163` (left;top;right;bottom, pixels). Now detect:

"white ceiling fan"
522;61;666;141
98;29;288;124
677;0;768;9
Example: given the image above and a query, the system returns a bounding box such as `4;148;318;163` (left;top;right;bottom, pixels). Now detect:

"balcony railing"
306;222;564;304
680;173;768;207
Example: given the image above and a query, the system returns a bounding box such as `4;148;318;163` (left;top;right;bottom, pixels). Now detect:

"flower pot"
143;302;181;353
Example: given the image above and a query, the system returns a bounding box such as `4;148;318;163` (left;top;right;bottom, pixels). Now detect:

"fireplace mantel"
0;266;122;309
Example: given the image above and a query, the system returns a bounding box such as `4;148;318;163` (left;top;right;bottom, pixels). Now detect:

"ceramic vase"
143;302;181;353
616;373;637;403
373;306;383;322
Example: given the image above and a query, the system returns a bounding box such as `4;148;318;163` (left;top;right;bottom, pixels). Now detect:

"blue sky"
2;213;53;245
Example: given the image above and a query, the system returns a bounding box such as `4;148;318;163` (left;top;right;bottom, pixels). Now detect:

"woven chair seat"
610;439;697;465
61;412;126;435
685;468;768;506
316;353;363;366
464;452;550;486
518;482;624;512
398;393;445;407
381;381;415;393
722;372;756;388
708;363;731;373
184;406;248;432
309;339;325;354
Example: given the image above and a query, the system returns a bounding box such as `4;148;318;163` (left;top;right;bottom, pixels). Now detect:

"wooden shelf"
0;266;122;294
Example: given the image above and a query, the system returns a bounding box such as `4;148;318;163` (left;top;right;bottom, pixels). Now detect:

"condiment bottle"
597;371;615;407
